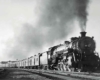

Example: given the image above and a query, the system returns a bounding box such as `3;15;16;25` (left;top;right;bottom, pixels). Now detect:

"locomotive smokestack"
80;31;86;37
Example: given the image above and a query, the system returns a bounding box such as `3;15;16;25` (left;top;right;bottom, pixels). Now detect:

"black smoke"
6;0;89;60
75;0;89;31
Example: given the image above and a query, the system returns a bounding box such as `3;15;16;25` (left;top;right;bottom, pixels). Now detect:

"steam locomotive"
48;32;100;72
2;32;100;72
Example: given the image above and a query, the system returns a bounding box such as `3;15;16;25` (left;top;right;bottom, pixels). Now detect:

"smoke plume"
75;0;89;31
76;0;89;31
4;0;89;60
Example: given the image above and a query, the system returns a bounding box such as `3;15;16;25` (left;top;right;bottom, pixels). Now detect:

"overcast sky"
0;0;100;61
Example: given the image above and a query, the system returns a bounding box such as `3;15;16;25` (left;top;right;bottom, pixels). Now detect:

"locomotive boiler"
71;32;95;53
49;32;100;72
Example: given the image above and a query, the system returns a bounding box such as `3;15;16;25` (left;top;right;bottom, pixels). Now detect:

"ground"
0;69;52;80
0;68;95;80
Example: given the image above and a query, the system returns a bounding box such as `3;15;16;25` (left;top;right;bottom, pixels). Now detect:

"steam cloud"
6;0;89;60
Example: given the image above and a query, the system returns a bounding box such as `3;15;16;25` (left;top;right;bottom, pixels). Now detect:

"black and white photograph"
0;0;100;80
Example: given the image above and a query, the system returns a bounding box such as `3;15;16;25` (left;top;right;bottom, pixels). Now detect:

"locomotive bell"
80;31;86;37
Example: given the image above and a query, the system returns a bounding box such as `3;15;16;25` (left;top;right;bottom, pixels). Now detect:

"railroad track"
14;68;100;80
0;68;9;78
0;68;81;80
1;68;100;80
